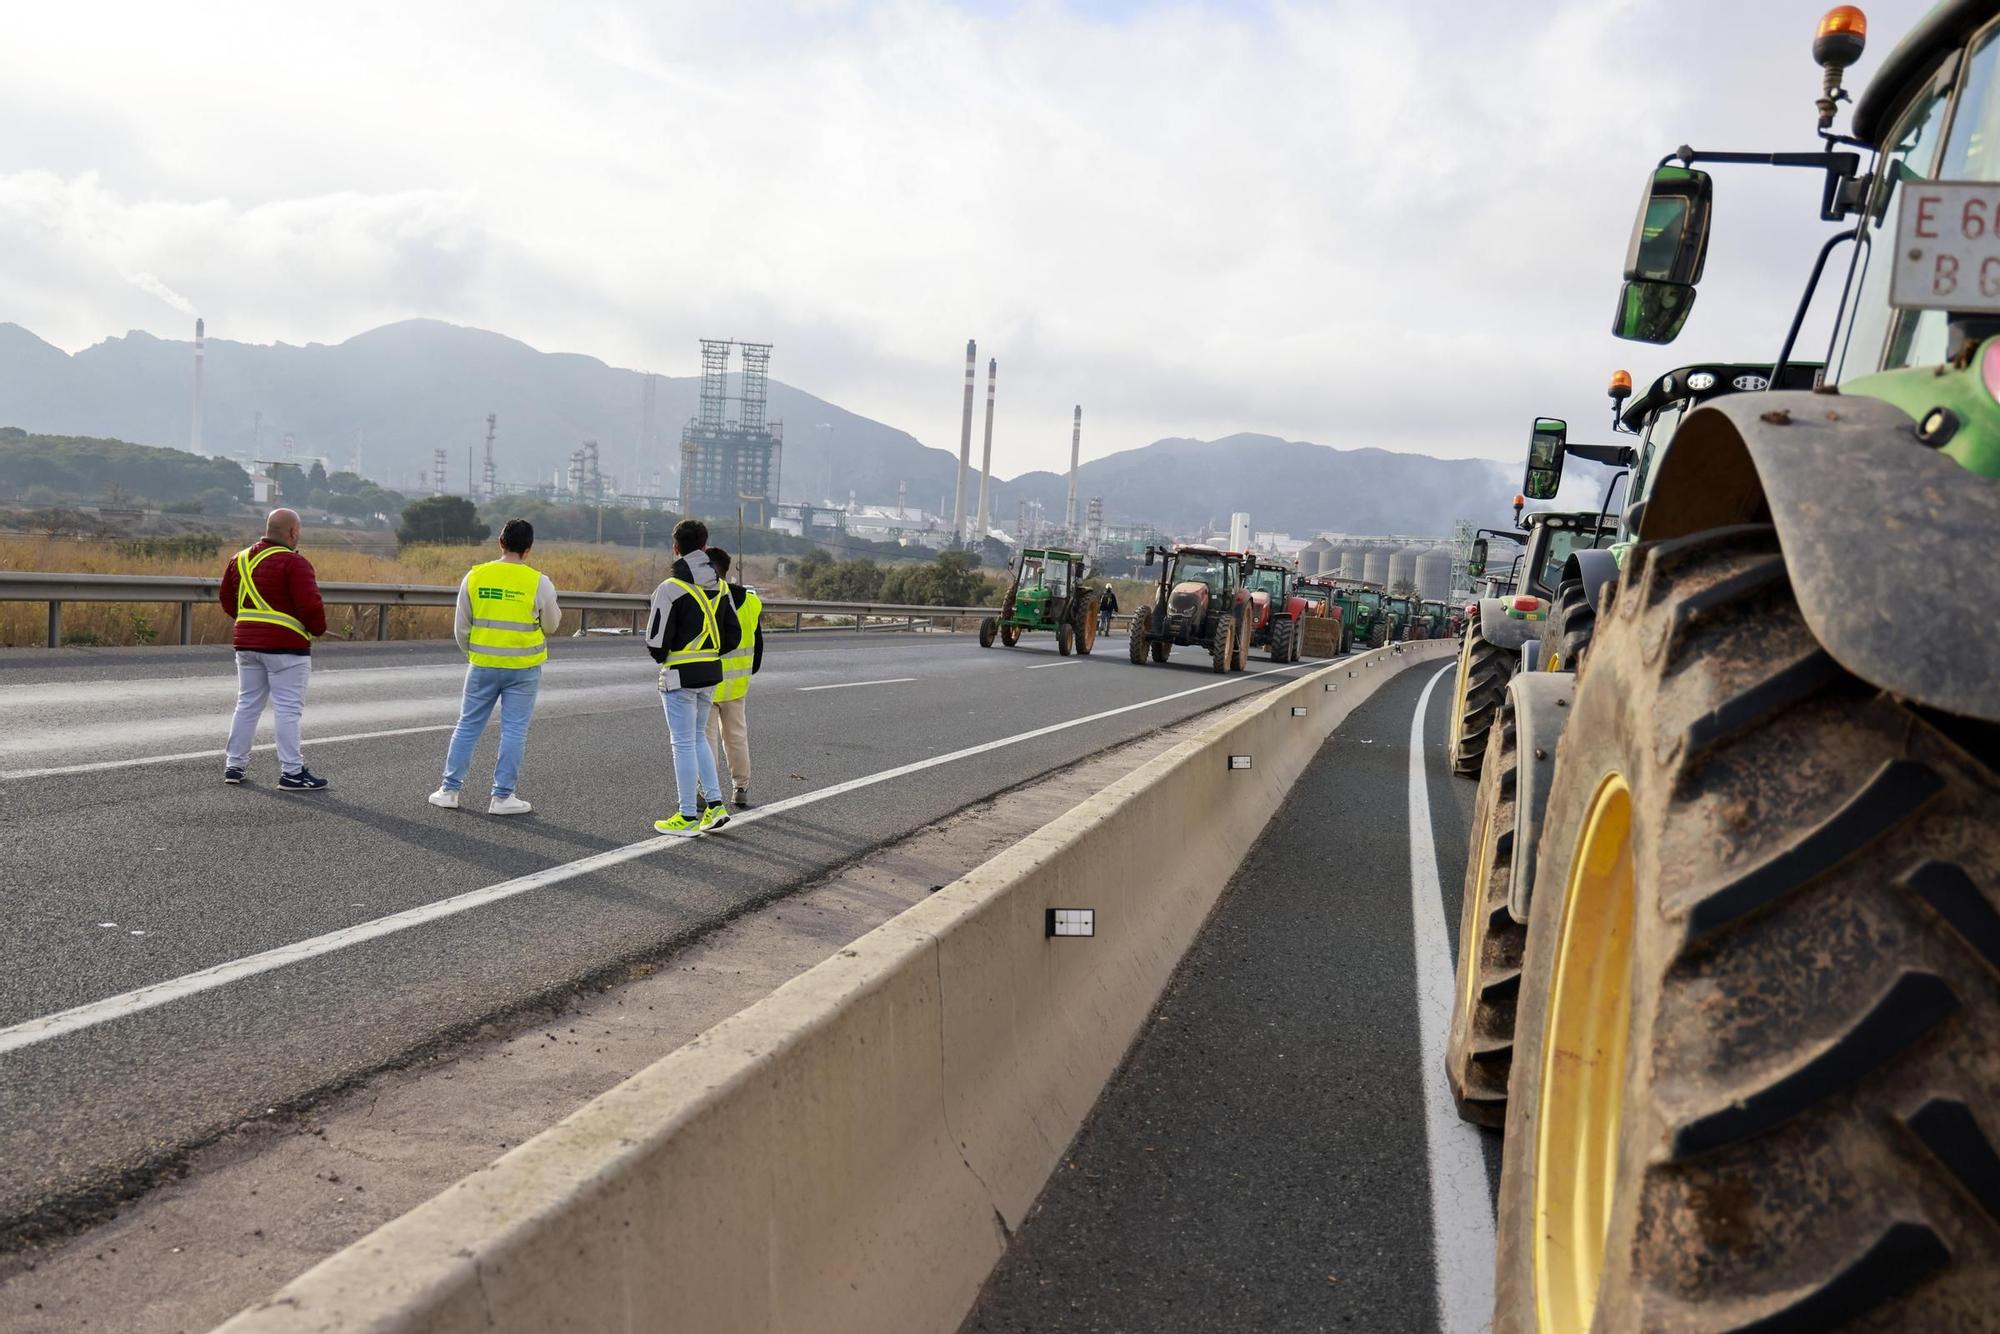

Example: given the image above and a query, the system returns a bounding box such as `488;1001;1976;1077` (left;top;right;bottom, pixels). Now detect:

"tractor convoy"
1437;5;2000;1328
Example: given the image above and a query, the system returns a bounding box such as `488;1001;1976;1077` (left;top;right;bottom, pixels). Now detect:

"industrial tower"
678;339;782;527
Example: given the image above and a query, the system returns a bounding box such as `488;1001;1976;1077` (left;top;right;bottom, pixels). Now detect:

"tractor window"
1046;563;1070;597
1173;554;1229;593
1538;527;1611;592
1247;568;1286;596
1628;398;1686;507
1941;25;2000;180
1020;559;1043;587
1835;84;1953;383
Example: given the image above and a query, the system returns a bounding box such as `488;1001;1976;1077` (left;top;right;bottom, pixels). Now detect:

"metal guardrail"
0;572;1003;649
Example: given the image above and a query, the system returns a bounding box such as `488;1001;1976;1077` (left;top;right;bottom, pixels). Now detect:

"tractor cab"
980;546;1097;655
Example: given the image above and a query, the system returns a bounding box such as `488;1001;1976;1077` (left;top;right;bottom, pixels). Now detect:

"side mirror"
1523;417;1567;501
1469;538;1488;577
1613;279;1697;344
1624;166;1711;285
1144;547;1156;568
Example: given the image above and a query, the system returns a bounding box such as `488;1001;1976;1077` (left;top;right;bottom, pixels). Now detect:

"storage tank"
1338;543;1367;580
1298;536;1332;575
1361;542;1395;587
1416;544;1455;600
1387;546;1418;593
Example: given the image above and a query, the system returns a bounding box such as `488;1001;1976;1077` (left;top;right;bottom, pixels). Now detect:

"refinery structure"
677;339;780;528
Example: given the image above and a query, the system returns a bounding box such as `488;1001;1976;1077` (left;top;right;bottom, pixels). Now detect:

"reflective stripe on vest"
664;579;722;669
465;560;548;669
234;545;311;638
713;586;762;702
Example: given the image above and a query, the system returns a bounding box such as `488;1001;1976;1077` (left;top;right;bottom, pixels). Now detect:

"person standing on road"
646;519;741;837
428;519;561;815
704;547;763;809
219;507;329;790
1097;584;1119;636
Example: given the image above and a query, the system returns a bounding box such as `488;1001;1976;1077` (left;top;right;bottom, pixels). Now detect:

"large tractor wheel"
1128;607;1151;664
1269;615;1293;663
1057;623;1074;656
1151;639;1170;664
1369;618;1388;648
1545;573;1595;674
1445;692;1528;1128
1495;525;2000;1332
1449;621;1512;777
1233;609;1251;672
1076;599;1097;656
1000;623;1020;648
978;617;998;649
1339;621;1353;656
1210;618;1233;674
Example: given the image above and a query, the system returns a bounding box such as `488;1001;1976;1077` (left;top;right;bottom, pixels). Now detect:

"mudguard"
1647;392;2000;723
1475;596;1547;652
1563;546;1622;613
1505;671;1577;925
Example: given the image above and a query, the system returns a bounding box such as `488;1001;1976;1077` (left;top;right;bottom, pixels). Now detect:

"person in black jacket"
645;519;741;836
1097;583;1119;635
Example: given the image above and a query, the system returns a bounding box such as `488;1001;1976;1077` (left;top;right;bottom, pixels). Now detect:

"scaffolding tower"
678;338;783;527
432;448;447;496
481;414;498;500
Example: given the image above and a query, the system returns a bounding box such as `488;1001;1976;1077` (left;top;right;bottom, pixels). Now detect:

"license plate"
1890;180;2000;311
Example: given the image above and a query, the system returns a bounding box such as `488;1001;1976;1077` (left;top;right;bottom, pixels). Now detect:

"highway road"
0;630;1325;1242
966;659;1497;1332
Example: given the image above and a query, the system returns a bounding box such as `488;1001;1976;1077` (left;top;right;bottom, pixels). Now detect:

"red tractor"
1128;542;1252;673
1242;557;1331;662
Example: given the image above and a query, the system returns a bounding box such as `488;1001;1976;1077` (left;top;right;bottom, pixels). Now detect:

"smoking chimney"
974;358;996;544
191;318;206;456
951;339;976;544
1064;405;1081;539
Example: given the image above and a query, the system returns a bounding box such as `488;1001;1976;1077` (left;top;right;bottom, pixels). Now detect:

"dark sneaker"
732;785;751;808
278;768;329;791
223;767;246;785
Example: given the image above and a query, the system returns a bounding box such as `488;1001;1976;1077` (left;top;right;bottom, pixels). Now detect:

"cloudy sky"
0;0;1933;474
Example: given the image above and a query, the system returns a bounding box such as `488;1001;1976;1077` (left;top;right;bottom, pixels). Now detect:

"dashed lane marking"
0;660;1314;1057
795;677;918;691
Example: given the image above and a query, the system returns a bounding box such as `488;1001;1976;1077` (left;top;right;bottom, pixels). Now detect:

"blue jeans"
661;686;720;817
442;665;542;797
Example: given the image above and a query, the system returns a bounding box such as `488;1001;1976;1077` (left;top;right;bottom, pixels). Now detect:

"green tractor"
1416;598;1450;641
978;546;1098;656
1335;585;1390;647
1444;507;1617;776
1385;593;1421;641
1453;7;2000;1328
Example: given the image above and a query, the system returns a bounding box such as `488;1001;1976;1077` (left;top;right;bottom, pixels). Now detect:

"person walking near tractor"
1097;583;1118;636
646;519;741;837
704;547;763;808
219;507;329;790
428;519;562;815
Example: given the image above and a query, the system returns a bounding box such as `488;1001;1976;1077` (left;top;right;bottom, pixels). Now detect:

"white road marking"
1407;661;1496;1330
0;724;459;781
0;660;1314;1056
1023;661;1080;669
795;677;916;691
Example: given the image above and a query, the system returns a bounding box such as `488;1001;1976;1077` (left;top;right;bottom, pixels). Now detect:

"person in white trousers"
220;508;329;790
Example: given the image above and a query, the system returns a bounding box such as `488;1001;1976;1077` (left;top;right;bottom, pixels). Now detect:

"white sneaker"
489;794;533;816
427;788;461;810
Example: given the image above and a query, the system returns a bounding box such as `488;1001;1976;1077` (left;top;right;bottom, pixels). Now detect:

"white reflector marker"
1227;754;1252;770
1046;908;1095;938
1290;706;1308;717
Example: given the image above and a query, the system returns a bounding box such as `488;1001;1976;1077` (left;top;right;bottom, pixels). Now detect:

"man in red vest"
218;507;329;789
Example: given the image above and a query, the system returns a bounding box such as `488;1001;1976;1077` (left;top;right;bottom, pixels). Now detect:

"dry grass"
0;535;794;649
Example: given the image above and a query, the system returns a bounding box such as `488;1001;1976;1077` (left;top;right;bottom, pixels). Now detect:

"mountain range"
0;319;1514;536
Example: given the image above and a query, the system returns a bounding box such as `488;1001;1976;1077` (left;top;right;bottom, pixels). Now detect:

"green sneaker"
654;812;703;838
699;802;732;832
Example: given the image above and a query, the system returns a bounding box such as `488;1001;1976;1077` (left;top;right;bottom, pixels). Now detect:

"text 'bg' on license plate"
1892;181;2000;312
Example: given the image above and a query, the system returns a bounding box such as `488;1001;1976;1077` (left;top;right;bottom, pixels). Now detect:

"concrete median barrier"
217;640;1457;1334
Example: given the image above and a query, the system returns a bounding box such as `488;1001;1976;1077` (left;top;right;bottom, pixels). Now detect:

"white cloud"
0;0;1940;475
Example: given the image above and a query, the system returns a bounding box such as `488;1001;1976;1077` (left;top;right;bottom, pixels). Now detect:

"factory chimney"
951;339;976;545
974;358;996;546
1064;405;1081;539
191;318;206;456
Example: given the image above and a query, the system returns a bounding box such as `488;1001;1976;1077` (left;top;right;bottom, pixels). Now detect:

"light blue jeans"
442;664;542;798
661;686;720;817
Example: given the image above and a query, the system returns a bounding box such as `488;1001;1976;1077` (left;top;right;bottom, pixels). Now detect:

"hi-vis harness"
665;578;723;674
234;544;313;640
713;584;763;702
465;560;548;668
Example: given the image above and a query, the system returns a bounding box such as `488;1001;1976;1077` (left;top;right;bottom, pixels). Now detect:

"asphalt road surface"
964;660;1494;1333
0;629;1325;1240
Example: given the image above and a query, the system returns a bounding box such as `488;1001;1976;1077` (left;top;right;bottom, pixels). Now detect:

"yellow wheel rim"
1448;630;1474;753
1533;773;1634;1334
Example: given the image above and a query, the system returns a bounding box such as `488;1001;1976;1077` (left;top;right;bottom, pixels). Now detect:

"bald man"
218;508;330;789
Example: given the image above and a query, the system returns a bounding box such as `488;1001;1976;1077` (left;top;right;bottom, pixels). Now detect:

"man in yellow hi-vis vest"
704;547;763;808
429;519;562;815
644;519;741;837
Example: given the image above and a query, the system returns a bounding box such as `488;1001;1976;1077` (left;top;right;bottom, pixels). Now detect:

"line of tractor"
1432;5;2000;1329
